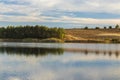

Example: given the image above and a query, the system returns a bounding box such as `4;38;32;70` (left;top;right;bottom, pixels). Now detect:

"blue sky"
0;0;120;28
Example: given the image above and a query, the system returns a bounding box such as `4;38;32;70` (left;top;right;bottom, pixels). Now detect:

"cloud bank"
0;0;120;27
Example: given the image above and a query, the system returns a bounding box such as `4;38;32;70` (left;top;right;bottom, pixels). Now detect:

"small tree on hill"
104;26;107;29
84;26;88;29
95;27;100;29
115;24;120;29
109;26;112;29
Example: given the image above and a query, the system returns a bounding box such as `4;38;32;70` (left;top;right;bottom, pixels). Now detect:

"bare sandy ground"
98;33;120;36
64;35;86;40
66;29;120;40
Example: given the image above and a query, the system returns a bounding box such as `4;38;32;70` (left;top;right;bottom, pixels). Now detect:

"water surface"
0;42;120;80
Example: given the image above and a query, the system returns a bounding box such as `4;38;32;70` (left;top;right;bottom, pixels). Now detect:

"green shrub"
115;24;120;29
109;26;112;29
104;26;107;29
95;27;100;29
84;26;88;29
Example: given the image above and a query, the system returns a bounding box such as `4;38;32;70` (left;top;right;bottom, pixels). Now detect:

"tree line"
0;25;65;39
84;24;120;29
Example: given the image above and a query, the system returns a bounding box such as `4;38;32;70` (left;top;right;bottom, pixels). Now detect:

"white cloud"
1;0;120;14
8;77;21;80
57;16;120;24
0;0;120;25
1;14;120;25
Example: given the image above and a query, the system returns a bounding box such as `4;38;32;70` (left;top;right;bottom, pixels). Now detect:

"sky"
0;0;120;28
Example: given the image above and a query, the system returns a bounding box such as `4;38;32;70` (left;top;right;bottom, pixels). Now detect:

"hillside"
65;29;120;42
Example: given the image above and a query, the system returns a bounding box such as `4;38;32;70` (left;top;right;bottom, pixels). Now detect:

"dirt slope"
65;29;120;40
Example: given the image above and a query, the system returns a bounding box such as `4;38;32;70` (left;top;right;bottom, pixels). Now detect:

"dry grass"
40;38;64;43
65;29;120;40
98;33;120;36
64;35;86;40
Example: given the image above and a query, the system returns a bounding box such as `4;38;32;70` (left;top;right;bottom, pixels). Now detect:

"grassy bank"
0;38;64;43
0;38;120;43
65;28;120;43
0;25;120;43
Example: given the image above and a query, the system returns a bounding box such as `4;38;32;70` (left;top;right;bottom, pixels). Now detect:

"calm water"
0;42;120;80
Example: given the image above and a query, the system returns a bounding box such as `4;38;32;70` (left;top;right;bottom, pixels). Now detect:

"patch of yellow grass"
40;38;64;43
98;33;120;36
64;35;86;40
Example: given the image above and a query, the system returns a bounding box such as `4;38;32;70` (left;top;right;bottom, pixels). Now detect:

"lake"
0;42;120;80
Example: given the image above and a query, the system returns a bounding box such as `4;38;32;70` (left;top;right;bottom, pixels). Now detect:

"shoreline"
0;38;119;43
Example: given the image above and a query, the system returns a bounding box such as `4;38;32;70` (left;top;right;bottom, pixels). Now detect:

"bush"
109;26;112;29
84;26;88;29
111;39;120;43
115;24;120;29
95;27;100;29
104;26;107;29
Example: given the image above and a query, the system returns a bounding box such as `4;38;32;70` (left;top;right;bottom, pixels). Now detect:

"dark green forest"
0;25;65;39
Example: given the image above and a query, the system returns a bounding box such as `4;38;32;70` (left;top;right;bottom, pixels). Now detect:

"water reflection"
0;46;120;58
65;48;120;58
0;43;120;80
0;47;64;57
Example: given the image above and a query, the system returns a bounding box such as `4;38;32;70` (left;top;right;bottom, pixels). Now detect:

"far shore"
0;26;120;43
65;28;120;43
0;38;119;43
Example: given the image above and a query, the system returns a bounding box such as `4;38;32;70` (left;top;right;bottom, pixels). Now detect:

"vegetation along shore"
0;24;120;43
